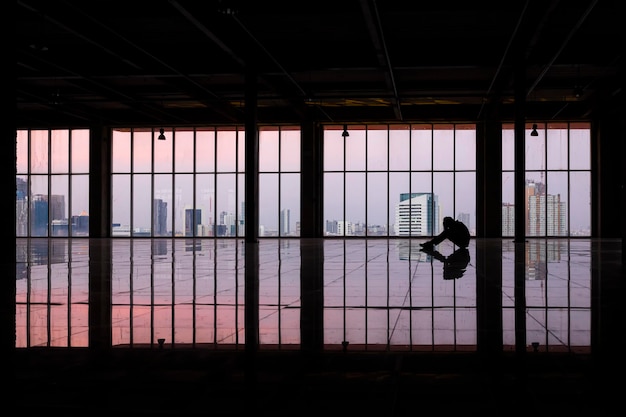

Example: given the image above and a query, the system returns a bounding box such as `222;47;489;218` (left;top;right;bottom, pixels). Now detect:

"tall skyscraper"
526;180;567;236
153;199;168;236
31;194;48;236
502;181;567;236
185;208;201;237
280;208;290;236
502;203;515;236
395;192;439;236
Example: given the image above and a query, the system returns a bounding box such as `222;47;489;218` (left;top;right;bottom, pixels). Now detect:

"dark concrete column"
87;126;113;352
89;126;111;238
300;120;322;238
3;128;17;353
476;120;503;238
300;239;324;353
591;239;624;375
88;239;112;350
621;34;626;262
243;66;259;389
513;34;527;366
244;69;259;244
594;118;622;238
475;239;503;357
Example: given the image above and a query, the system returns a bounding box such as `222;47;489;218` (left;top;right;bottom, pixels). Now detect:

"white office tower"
395;192;439;236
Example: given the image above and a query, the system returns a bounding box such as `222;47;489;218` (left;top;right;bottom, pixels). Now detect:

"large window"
111;127;246;237
16;129;90;237
323;124;476;237
258;126;301;237
502;123;591;237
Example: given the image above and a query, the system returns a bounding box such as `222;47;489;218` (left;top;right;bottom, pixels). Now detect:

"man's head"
443;216;454;228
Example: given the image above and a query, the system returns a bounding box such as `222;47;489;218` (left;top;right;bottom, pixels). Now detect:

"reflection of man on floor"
422;247;471;280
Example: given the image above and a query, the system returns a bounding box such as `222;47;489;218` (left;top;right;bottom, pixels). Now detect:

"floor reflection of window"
501;239;591;352
323;239;477;351
16;238;591;352
15;239;90;347
258;240;301;348
111;239;245;348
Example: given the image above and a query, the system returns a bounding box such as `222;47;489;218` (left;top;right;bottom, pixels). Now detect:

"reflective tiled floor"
13;238;625;416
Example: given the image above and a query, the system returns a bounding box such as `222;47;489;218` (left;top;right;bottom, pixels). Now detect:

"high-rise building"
31;194;48;236
153;199;168;236
502;181;567;236
526;181;567;236
280;208;290;236
502;203;515;236
395;192;439;236
185;208;201;237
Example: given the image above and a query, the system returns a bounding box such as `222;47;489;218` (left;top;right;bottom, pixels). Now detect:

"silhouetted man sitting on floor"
420;216;470;250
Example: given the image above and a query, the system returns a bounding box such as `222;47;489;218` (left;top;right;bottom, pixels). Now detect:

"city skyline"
16;124;592;237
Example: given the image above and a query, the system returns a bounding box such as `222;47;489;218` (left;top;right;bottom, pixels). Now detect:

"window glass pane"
411;125;432;170
259;129;279;172
17;130;29;174
570;171;591;236
175;173;194;237
31;175;48;236
433;172;453;235
259;173;278;236
324;172;343;235
455;126;476;170
367;126;388;171
175;129;194;173
526;171;545;236
547;124;568;170
280;173;300;236
50;175;69;236
112;129;131;173
31;130;48;174
215;173;236;236
133;130;152;173
345;127;366;172
546;171;568;236
112;174;131;235
237;172;245;237
433;125;453;171
16;175;28;236
71;175;89;236
280;128;300;172
196;173;215;236
367;172;387;235
71;129;90;173
238;129;245;172
324;126;345;171
51;129;69;174
389;125;410;171
217;130;237;172
154;128;173;173
389;172;409;236
502;125;514;171
455;172;476;235
196;129;215;172
502;172;514;237
132;174;152;235
570;124;590;170
526;123;545;170
345;172;365;235
154;174;172;236
409;171;433;236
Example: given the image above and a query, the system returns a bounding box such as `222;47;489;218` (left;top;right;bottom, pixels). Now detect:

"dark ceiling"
16;0;623;128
